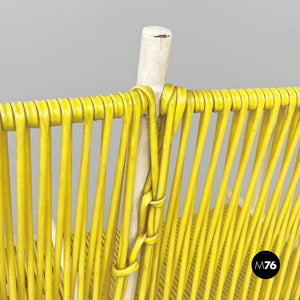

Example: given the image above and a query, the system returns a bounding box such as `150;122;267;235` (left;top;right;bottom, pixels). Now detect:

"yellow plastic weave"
0;85;299;299
140;85;300;300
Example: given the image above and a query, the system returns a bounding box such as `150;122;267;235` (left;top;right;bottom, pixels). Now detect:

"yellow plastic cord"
35;100;51;300
70;96;94;300
53;98;72;300
90;94;113;300
24;127;35;300
0;85;300;299
11;102;26;300
0;118;8;300
0;126;17;299
63;109;72;300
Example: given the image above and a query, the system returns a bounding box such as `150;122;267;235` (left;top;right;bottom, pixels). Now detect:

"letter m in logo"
255;261;264;270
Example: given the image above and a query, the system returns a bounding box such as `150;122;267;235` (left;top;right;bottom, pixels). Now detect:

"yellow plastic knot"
112;260;140;277
150;196;165;208
144;233;158;245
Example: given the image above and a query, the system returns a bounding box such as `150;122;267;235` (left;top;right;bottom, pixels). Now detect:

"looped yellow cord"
113;232;147;280
88;93;114;300
144;233;158;245
0;103;14;130
34;99;52;300
138;190;153;234
69;95;94;300
156;90;195;300
131;85;159;196
137;84;177;300
113;260;140;277
110;93;124;118
230;88;242;111
247;87;258;110
23;101;40;128
150;196;165;208
123;235;147;281
192;90;205;113
148;85;185;300
96;91;134;300
53;97;73;300
114;89;142;299
293;87;300;107
90;95;105;120
160;84;175;116
130;87;149;116
47;99;62;126
10;101;26;300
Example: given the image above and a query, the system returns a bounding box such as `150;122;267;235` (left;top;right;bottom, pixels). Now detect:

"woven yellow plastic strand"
0;85;299;299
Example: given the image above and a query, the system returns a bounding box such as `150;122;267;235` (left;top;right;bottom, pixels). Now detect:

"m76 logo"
252;251;280;279
254;260;277;270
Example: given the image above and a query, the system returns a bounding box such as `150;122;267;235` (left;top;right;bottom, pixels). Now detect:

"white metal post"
123;26;172;300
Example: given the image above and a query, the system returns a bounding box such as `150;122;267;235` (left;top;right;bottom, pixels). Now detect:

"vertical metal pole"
123;26;172;300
